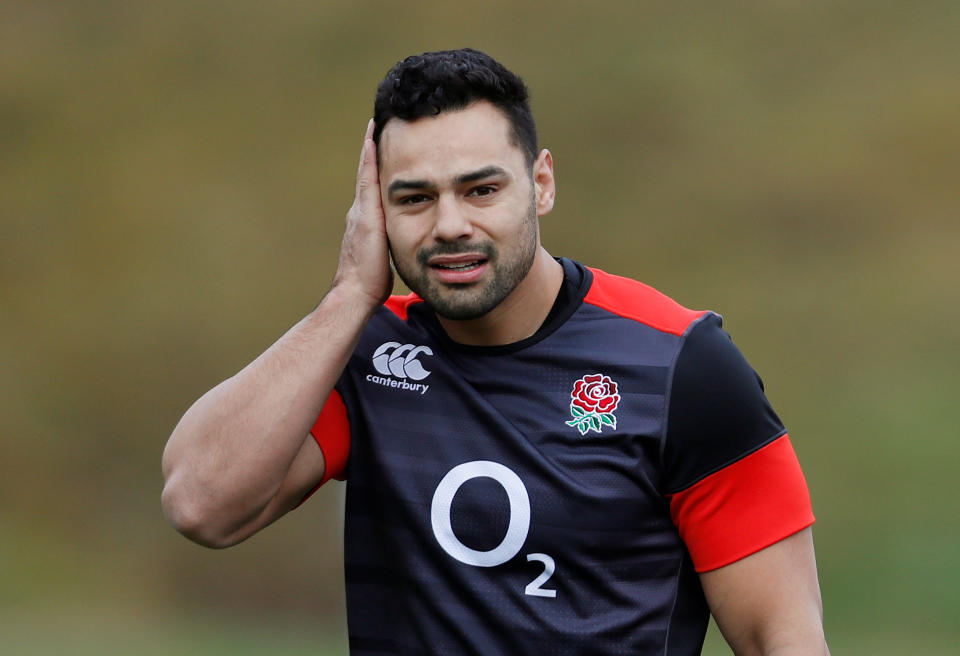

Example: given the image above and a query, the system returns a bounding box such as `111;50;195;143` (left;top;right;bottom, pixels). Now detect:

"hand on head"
333;119;393;308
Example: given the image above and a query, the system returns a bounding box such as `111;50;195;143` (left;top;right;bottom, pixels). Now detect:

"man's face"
378;101;544;321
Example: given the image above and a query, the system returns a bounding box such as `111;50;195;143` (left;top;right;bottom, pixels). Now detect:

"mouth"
432;260;486;272
427;254;490;284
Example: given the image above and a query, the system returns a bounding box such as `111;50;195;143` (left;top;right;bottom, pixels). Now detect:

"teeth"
437;261;481;270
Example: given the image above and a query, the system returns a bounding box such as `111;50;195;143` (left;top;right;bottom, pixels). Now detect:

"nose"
431;194;474;242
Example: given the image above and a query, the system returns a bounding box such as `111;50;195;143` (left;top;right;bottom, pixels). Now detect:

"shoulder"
664;311;786;493
583;266;706;336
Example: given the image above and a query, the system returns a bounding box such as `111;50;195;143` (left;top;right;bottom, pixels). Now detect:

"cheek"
384;220;430;271
384;218;411;252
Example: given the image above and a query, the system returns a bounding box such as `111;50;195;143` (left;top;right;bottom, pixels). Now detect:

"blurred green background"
2;1;958;653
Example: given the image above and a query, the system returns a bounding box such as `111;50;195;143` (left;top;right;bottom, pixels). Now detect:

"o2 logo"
430;461;557;598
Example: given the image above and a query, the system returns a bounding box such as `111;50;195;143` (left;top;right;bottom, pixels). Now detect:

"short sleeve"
663;313;814;572
309;388;351;485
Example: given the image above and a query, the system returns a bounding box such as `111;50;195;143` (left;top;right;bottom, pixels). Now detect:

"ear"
532;149;556;216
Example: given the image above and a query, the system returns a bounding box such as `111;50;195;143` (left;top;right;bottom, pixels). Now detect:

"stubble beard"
391;199;539;321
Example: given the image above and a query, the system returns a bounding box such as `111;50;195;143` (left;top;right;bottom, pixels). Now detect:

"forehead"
378;101;525;184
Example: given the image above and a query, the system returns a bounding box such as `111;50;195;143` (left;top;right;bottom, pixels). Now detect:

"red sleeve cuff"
667;434;815;572
310;388;351;485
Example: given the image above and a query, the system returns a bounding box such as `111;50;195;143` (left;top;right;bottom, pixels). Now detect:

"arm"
662;316;827;653
161;119;392;548
700;528;830;656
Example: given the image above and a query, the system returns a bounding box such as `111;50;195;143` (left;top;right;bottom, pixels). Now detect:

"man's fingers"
355;119;380;201
356;118;372;174
338;119;392;307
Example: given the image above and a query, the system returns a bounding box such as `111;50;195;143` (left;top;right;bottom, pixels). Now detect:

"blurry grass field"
2;614;959;656
0;610;346;656
2;1;958;653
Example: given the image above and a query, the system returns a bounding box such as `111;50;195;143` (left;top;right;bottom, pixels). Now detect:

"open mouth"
432;259;487;272
428;255;490;283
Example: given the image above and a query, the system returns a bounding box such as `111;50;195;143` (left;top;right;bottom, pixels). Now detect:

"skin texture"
161;103;828;655
702;528;830;656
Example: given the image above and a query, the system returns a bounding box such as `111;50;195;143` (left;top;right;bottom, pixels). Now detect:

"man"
162;49;829;655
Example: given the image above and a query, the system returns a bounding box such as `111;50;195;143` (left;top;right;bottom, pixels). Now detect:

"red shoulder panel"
384;293;423;321
583;268;706;336
667;434;815;572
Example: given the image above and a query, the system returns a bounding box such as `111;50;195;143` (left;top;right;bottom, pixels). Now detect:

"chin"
422;286;501;321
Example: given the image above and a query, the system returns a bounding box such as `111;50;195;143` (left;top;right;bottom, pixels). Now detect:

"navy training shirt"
309;258;814;655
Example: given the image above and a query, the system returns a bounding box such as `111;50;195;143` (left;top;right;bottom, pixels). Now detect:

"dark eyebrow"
455;166;508;185
386;166;508;196
387;179;434;195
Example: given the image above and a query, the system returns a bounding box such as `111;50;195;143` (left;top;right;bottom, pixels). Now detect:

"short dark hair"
373;48;538;166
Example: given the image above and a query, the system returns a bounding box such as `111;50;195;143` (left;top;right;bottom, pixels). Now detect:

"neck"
437;248;564;346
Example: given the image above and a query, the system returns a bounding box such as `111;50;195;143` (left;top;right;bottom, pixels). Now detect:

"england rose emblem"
565;373;621;435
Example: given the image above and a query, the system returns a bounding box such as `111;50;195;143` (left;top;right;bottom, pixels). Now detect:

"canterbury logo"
372;342;433;380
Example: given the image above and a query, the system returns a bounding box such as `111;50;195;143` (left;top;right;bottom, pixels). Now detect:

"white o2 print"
430;460;530;567
525;553;557;598
430;460;557;598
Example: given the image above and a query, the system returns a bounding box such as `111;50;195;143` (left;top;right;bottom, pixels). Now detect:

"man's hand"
333;119;393;310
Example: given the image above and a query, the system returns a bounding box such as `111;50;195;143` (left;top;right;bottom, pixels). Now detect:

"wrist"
324;278;385;320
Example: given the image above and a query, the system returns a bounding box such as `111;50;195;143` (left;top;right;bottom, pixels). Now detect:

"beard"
391;199;538;321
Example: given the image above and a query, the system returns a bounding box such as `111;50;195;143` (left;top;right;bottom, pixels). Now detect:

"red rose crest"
565;373;621;435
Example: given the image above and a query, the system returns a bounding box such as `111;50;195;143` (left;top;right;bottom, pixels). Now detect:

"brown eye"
401;194;430;205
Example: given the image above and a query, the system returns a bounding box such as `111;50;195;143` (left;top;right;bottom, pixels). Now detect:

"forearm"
161;283;374;545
